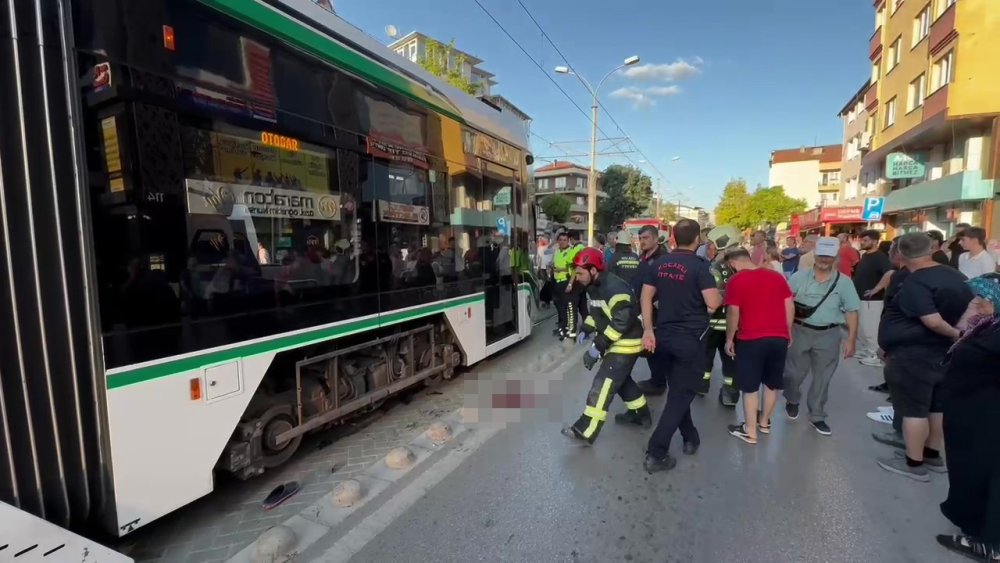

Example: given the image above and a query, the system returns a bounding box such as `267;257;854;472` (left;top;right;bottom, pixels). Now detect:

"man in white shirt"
958;227;997;279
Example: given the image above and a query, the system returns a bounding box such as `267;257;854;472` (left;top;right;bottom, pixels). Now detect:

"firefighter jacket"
581;272;644;355
607;248;641;285
709;256;736;331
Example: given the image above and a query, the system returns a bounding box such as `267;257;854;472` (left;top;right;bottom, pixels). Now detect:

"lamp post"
555;55;641;244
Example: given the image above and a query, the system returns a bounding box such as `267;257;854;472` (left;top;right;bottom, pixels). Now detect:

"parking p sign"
862;197;885;222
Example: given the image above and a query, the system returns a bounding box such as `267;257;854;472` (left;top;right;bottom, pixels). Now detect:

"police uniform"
643;248;718;463
702;255;740;406
552;243;582;338
565;272;650;444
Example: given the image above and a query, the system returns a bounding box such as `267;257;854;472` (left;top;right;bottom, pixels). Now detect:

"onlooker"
877;233;973;482
854;230;892;367
948;223;972;269
766;245;784;274
782;237;860;436
958;227;997;279
603;231;617;264
837;233;861;277
781;236;801;277
927;230;950;266
798;235;818;272
871;237;908;445
722;249;794;445
936;274;1000;560
750;230;767;267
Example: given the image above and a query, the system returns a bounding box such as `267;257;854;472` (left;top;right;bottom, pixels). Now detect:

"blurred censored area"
460;373;567;424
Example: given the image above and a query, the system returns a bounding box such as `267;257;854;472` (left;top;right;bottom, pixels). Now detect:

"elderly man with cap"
782;236;861;436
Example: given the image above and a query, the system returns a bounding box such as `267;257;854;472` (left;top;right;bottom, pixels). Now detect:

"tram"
0;0;536;537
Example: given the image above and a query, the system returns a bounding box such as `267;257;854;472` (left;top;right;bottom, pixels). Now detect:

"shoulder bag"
793;271;840;320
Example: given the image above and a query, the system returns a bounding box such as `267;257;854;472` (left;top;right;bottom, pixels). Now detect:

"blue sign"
496;217;510;236
862;197;885;222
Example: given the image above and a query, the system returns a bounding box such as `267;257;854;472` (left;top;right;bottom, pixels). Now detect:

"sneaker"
866;411;893;425
894;450;947;473
785;403;799;420
643;454;677;474
877;406;893;413
637;380;666;396
728;423;757;444
860;357;885;368
867;382;889;392
811;421;832;435
872;431;905;449
877;456;930;482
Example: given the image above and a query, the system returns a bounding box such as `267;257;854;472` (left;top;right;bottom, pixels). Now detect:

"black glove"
593;333;610;355
583;347;601;370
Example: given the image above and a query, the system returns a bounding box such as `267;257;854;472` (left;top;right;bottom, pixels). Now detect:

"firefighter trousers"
703;328;737;387
571;353;647;444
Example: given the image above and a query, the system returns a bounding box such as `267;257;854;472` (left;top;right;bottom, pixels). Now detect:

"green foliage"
540;194;572;224
714;180;807;230
597;164;653;230
418;38;480;96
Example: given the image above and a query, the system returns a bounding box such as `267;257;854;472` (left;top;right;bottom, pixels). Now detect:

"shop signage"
186;179;340;220
820;206;864;223
798;208;822;229
378;199;429;225
367;136;429;169
886;152;927;180
492;186;512;206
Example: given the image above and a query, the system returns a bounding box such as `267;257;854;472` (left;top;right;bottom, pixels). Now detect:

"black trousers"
554;280;570;331
555;282;580;335
571;353;646;443
647;333;703;458
704;328;736;383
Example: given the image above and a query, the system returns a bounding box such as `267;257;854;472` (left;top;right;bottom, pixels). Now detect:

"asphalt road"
335;340;964;563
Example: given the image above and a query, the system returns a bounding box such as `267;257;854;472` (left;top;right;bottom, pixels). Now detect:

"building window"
848;108;857;123
936;0;956;19
884;97;897;128
913;5;931;46
876;7;885;29
576;196;584;206
408;42;417;61
846;179;859;200
576;177;584;190
932;50;954;92
892;0;904;14
888;37;902;71
555;177;566;189
537;178;549;190
907;73;926;112
821;171;841;185
872;58;881;83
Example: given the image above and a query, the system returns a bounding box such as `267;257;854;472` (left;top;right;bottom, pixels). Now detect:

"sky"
338;0;875;210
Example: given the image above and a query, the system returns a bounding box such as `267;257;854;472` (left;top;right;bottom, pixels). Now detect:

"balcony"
923;84;949;121
929;2;957;55
818;182;843;194
884;170;995;213
869;27;883;60
864;85;879;112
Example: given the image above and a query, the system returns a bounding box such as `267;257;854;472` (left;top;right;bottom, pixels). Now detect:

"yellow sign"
101;117;124;192
208;131;330;193
260;131;300;152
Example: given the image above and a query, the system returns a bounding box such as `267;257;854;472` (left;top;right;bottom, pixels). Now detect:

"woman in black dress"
937;273;1000;561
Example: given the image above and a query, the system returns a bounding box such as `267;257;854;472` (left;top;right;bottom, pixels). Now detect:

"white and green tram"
0;0;538;537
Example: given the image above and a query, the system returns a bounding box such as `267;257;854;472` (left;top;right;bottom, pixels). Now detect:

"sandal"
759;420;772;434
936;534;1000;561
262;481;301;510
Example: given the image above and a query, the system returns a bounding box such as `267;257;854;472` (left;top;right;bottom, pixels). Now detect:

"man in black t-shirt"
927;230;950;266
635;225;670;394
876;233;973;482
640;219;722;473
947;223;971;269
854;230;892;366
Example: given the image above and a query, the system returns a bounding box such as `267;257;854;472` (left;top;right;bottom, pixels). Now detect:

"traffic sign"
496;216;510;236
862;197;885;222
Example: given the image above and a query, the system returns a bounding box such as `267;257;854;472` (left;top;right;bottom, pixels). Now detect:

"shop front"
792;206;872;238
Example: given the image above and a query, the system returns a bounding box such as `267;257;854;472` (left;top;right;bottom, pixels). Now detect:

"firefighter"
607;230;641;285
562;247;651;445
551;232;582;340
700;225;742;407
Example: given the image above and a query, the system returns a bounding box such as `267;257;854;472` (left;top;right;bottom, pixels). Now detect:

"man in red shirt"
722;248;794;444
837;233;860;277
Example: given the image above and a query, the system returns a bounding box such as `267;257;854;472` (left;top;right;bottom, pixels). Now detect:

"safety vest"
553;245;580;282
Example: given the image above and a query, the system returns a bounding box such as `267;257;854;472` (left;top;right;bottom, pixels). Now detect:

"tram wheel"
259;405;303;469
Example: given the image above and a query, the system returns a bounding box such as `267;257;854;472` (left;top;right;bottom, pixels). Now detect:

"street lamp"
555;55;641;244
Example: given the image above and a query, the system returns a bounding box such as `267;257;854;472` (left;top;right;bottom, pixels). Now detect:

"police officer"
562;248;651;445
700;226;742;407
634;225;669;395
641;219;723;473
607;229;641;285
551;231;581;340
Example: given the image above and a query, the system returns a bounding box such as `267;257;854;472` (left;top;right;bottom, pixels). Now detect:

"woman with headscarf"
937;273;1000;561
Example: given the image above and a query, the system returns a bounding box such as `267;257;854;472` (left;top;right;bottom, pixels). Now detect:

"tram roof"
204;0;530;152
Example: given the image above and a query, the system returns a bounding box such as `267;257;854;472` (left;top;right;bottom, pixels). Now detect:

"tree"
597;164;653;230
714;179;754;229
747;186;807;227
540;194;572;224
418;39;480;96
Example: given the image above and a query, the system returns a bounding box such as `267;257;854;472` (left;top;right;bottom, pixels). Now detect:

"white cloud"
622;59;702;82
609;85;681;108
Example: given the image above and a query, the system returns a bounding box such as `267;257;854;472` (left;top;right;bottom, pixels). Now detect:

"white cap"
816;237;839;257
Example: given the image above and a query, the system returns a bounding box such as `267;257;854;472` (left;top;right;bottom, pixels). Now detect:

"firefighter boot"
614;404;652;429
719;377;740;407
560;425;593;446
696;372;711;396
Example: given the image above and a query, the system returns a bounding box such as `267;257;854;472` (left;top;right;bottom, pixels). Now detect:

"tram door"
482;162;518;344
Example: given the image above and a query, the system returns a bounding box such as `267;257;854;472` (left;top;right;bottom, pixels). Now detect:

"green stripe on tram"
197;0;466;124
107;295;485;390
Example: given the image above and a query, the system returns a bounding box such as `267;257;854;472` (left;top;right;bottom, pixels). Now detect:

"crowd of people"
549;220;1000;561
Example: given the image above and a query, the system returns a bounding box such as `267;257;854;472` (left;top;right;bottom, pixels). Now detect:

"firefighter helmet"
573;247;606;272
706;225;742;250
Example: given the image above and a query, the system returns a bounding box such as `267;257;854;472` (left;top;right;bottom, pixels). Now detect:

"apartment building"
388;31;497;96
838;81;875;207
533;161;606;236
768;145;843;209
864;0;1000;236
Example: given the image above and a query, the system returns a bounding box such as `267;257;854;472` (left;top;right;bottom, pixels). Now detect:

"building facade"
864;0;1000;237
838;81;875;207
533;161;606;237
769;145;844;209
389;31;496;96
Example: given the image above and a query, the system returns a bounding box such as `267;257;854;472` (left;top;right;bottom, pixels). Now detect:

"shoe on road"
811;421;832;435
877;405;893;413
893;450;947;473
935;534;998;561
868;382;889;392
682;441;700;455
860;357;885;368
614;408;652;429
560;426;592;446
643;454;677;474
636;380;666;396
728;423;757;445
785;403;799;420
872;431;906;450
866;411;893;425
877;456;931;482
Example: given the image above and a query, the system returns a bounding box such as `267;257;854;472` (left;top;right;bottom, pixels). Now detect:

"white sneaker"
877;406;893;414
867;411;893;425
860;356;885;368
